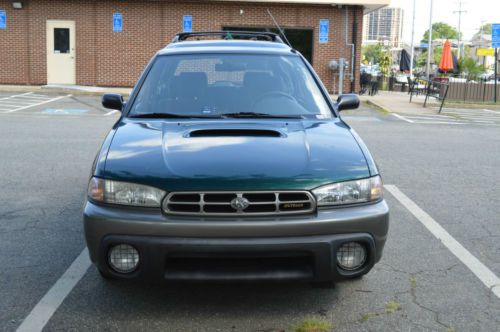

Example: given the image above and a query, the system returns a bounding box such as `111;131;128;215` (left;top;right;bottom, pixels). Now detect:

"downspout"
345;7;355;92
348;7;358;92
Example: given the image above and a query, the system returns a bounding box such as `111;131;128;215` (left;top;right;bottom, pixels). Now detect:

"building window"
54;28;70;54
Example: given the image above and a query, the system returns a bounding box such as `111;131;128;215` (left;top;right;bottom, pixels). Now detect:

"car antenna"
266;8;292;47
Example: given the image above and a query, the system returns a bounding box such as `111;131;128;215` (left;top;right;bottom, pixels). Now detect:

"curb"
0;85;132;97
365;99;393;114
39;87;132;97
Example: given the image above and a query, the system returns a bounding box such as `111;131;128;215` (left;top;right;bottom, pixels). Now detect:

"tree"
458;58;486;80
457;46;486;80
362;43;385;64
416;47;443;68
421;22;459;43
479;23;492;35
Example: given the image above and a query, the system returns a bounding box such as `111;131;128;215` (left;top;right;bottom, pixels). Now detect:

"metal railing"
369;74;499;105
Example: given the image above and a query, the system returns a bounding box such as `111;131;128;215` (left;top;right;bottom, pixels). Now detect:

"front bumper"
84;200;389;282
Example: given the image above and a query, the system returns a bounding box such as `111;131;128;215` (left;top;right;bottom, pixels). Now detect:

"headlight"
312;176;382;206
88;177;166;207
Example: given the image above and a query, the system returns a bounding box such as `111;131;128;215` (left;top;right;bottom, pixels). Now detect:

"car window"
130;54;333;118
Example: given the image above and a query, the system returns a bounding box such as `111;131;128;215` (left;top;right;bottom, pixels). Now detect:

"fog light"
108;244;139;273
336;242;366;270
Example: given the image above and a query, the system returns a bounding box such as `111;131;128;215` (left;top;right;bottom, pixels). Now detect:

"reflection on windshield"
130;54;333;118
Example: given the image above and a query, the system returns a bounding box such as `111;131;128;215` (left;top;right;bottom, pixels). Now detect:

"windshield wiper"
129;113;222;119
222;112;304;119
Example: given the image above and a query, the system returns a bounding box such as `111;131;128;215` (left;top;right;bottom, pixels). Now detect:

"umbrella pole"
426;0;434;80
409;0;416;78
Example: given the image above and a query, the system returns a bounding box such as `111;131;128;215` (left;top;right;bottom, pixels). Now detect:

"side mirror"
336;93;360;112
102;94;124;111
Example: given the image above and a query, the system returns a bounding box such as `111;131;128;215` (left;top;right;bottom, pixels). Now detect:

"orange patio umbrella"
439;39;454;73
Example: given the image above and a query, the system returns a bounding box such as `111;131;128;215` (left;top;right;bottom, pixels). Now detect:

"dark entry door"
223;27;314;64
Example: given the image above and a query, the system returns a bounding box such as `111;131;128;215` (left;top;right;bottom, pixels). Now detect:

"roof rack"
171;31;285;44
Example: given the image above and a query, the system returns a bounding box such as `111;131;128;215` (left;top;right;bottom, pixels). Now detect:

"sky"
389;0;500;44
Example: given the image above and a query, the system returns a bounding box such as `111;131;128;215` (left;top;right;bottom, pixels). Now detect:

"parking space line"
0;101;39;106
5;95;71;113
16;248;91;332
104;110;119;116
392;113;414;123
16;95;54;101
482;109;500;114
384;185;500;299
0;92;33;101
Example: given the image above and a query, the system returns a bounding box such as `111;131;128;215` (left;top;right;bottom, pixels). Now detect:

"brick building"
0;0;388;93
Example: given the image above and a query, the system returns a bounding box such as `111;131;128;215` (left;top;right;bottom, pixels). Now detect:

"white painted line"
411;121;468;125
104;110;119;116
482;109;500;114
404;115;462;121
16;95;54;101
384;185;500;299
6;95;71;113
392;113;414;123
0;92;33;101
16;248;91;332
0;100;38;106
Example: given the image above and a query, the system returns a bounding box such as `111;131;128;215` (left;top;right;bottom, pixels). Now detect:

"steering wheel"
250;91;298;112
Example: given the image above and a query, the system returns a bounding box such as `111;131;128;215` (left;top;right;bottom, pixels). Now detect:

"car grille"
162;191;316;216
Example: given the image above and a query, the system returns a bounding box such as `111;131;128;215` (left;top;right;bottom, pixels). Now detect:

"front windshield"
129;54;333;118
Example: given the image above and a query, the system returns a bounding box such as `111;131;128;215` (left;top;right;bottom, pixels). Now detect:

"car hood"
101;118;370;191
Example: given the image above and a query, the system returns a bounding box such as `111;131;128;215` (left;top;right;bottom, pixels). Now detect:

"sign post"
492;24;500;103
495;48;498;103
319;19;329;44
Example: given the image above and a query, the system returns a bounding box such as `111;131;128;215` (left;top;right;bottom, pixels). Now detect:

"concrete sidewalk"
359;91;441;115
360;90;500;115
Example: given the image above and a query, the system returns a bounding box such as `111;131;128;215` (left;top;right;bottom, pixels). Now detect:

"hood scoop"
188;129;283;138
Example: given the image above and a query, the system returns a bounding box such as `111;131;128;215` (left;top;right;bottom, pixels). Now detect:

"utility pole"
454;1;467;60
426;0;434;79
409;0;416;78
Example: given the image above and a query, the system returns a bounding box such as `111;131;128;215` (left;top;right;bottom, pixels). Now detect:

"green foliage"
362;43;385;64
416;47;443;68
458;57;486;80
421;22;459;43
379;53;392;76
362;43;392;75
480;23;492;35
294;318;333;332
385;301;401;313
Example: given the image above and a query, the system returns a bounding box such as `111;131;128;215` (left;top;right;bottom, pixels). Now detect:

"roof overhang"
213;0;390;14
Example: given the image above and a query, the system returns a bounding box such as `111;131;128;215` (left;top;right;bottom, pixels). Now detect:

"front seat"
170;72;208;113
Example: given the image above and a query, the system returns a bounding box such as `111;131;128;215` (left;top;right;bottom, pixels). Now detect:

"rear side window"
130;54;333;118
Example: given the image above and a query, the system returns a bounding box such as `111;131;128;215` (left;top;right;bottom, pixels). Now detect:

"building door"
223;27;314;64
46;20;75;85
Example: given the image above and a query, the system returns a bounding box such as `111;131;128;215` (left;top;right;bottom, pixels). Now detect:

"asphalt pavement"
0;92;499;332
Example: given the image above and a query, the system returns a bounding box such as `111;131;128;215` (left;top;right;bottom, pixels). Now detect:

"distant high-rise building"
363;7;404;48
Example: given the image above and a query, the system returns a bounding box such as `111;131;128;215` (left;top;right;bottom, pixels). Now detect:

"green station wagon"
84;31;389;284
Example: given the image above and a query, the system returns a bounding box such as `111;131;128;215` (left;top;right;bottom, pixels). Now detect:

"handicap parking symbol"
113;13;122;32
183;15;192;33
319;19;329;44
0;10;6;30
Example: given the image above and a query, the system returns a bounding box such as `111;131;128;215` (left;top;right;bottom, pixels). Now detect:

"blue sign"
0;10;6;30
183;15;192;33
420;43;429;48
113;13;122;32
319;19;329;44
492;23;500;48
